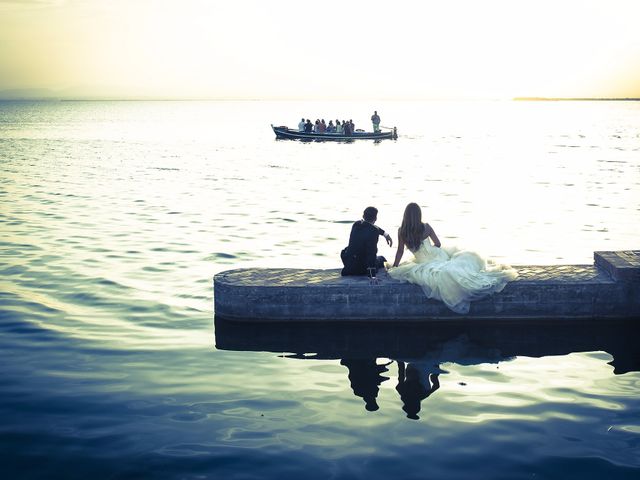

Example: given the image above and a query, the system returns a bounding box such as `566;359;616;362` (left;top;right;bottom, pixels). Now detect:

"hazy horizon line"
1;87;639;102
1;94;639;102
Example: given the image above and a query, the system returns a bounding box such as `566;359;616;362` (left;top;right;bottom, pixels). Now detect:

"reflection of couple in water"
340;359;440;419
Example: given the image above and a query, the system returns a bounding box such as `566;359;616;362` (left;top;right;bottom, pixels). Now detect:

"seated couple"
340;204;518;314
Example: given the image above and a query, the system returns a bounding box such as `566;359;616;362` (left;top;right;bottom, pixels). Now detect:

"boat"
271;124;397;141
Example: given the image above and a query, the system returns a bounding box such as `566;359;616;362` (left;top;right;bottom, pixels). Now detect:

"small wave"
0;276;208;350
205;252;237;261
0;241;43;251
1;265;27;275
142;266;168;273
168;412;208;422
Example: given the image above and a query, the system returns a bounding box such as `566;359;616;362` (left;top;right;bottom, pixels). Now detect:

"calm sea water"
1;100;639;479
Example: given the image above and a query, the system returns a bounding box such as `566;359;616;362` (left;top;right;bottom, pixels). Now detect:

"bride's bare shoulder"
422;222;434;236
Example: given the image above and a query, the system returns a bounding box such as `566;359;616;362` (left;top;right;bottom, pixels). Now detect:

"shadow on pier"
214;316;640;375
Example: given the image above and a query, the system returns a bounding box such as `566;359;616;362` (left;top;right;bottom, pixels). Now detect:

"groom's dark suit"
340;220;387;276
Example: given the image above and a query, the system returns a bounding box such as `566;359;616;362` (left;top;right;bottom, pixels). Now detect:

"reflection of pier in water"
214;317;640;375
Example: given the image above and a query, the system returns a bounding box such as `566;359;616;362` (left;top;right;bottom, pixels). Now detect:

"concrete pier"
213;251;640;322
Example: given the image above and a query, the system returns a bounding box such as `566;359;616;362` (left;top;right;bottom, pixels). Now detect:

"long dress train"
388;240;518;314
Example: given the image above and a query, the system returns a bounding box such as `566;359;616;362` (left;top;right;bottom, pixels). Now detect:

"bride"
388;203;518;314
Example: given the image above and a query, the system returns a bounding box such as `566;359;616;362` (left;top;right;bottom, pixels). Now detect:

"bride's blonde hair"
399;203;424;252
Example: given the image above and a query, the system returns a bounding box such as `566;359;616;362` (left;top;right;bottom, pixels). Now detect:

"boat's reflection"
214;317;639;418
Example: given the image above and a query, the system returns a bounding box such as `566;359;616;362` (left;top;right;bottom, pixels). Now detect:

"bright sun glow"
1;0;639;99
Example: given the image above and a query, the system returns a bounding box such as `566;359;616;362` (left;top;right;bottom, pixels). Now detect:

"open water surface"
1;100;639;479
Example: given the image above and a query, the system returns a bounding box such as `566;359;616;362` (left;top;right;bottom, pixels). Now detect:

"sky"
1;0;639;99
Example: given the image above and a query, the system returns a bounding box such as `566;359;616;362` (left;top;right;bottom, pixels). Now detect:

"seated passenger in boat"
327;120;335;132
341;206;393;276
304;119;313;132
336;120;343;134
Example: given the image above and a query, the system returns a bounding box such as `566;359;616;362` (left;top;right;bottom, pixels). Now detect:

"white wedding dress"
388;240;518;314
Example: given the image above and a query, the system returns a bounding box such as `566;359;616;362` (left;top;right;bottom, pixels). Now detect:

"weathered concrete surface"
213;251;640;321
595;250;640;282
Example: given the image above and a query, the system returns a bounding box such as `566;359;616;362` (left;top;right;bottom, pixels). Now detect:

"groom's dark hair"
363;206;378;222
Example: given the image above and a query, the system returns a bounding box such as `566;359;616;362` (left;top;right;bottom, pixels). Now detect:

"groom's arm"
375;225;393;247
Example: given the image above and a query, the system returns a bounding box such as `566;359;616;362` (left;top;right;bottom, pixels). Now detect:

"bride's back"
403;223;428;252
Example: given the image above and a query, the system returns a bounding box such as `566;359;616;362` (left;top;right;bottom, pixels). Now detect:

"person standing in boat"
298;118;306;132
336;119;343;134
341;206;392;276
371;111;381;132
343;120;352;136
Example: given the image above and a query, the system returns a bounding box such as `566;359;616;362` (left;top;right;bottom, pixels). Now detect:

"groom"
340;206;393;276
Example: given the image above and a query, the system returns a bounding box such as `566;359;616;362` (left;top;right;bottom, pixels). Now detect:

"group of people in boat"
296;111;382;135
298;118;356;135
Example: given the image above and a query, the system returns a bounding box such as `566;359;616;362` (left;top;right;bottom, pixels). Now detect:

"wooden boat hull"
272;125;397;141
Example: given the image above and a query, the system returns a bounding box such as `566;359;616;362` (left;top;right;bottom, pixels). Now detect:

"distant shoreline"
0;96;639;102
514;97;640;102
